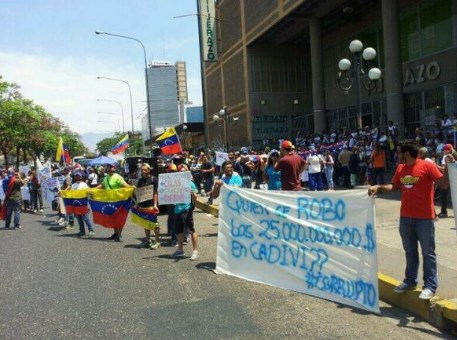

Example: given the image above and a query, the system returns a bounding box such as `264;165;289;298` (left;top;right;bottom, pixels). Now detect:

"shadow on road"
196;262;216;272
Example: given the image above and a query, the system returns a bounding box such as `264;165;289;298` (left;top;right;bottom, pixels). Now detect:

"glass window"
401;0;454;61
400;8;420;61
420;0;453;56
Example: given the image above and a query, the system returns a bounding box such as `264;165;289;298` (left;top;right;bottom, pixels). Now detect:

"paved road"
0;208;454;339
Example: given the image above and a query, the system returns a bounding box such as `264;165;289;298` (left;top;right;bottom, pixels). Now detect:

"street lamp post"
95;31;152;152
97;76;134;134
96;99;125;133
337;40;382;130
212;106;230;152
182;124;188;150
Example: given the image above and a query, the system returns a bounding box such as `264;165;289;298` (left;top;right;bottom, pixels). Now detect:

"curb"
196;200;457;332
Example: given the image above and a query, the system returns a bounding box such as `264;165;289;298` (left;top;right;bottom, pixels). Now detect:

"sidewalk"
195;187;457;331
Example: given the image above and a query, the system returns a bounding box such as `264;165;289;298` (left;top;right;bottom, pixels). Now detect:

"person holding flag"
131;163;160;249
95;164;132;242
61;170;95;237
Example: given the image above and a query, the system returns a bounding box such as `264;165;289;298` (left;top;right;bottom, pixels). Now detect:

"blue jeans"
325;167;334;189
399;217;437;291
5;199;21;228
308;172;323;191
75;213;94;234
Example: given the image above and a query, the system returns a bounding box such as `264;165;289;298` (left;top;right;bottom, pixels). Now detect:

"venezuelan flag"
60;189;90;215
55;137;64;162
88;187;134;228
112;134;129;154
156;128;182;155
131;206;159;230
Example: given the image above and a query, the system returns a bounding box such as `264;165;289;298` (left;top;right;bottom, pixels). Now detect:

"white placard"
21;187;31;201
135;185;154;203
215;186;379;314
215;152;228;166
158;171;192;205
44;177;61;203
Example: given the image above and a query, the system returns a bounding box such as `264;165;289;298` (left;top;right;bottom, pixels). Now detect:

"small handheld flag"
156;128;182;155
112;134;129;154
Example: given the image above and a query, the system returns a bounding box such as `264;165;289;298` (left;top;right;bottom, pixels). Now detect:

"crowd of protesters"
1;118;456;264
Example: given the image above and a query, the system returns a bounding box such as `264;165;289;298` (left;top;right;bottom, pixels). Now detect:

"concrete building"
202;0;457;150
146;61;180;138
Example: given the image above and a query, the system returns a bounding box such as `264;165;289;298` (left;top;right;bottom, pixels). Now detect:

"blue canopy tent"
88;156;119;167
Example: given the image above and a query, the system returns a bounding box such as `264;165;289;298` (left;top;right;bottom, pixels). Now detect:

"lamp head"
95;31;102;35
349;40;363;53
368;68;382;80
219;107;227;116
362;47;376;61
213;114;220;122
338;58;351;71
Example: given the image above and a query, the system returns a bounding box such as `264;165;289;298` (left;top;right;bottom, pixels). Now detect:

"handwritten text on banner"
158;171;192;205
215;187;379;314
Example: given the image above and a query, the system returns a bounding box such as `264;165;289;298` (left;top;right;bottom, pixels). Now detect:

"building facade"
146;61;180;137
202;0;457;150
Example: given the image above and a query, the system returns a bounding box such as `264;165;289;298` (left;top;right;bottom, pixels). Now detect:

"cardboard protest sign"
135;185;154;203
0;180;5;200
44;177;61;203
158;171;192;205
216;187;379;314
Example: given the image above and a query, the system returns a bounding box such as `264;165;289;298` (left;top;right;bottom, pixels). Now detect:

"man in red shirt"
369;141;451;300
274;140;306;191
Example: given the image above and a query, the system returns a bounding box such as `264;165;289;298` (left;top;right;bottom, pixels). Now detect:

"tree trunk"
23;147;28;164
16;145;21;169
2;149;8;168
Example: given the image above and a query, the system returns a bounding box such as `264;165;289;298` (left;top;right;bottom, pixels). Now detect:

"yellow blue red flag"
112;134;129;154
60;189;89;215
156;128;182;155
88;187;134;228
131;206;159;230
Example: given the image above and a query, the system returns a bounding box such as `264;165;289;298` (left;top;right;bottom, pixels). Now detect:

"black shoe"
114;234;122;242
77;232;85;237
107;233;116;240
438;212;448;218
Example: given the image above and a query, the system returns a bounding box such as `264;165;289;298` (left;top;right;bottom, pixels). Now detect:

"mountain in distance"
80;131;115;153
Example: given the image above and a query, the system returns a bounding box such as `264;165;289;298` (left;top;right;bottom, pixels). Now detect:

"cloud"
0;50;202;137
0;51;148;134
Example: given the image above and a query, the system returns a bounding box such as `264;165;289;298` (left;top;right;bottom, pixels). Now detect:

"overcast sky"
0;0;203;135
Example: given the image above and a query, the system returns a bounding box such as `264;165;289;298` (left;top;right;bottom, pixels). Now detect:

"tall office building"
146;61;180;137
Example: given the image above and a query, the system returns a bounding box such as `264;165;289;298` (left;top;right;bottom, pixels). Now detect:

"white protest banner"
19;166;31;175
215;151;228;167
135;185;154;203
38;167;51;185
447;163;457;236
44;177;61;203
158;171;192;205
215;187;379;314
21;187;31;201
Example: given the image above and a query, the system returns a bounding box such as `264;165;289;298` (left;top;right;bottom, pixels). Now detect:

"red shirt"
392;159;443;219
275;153;306;191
